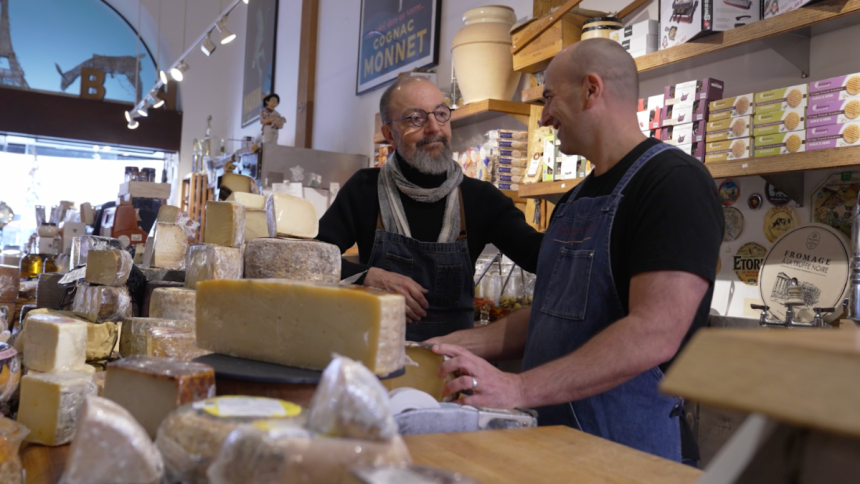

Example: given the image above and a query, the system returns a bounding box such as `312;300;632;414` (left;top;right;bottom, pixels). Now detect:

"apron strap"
376;187;469;241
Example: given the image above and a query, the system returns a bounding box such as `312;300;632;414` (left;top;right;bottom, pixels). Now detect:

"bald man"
317;77;543;342
428;39;723;462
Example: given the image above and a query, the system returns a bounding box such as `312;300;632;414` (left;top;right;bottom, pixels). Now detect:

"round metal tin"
723;206;744;242
763;205;799;243
765;182;790;206
734;242;766;286
719;179;740;206
747;193;763;210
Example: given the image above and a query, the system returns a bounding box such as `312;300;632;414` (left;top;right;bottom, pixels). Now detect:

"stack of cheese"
142;206;191;271
0;264;19;337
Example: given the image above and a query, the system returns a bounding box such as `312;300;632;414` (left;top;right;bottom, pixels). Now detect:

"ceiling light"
124;110;140;122
171;61;189;82
150;91;165;109
137;104;149;117
93;145;100;151
216;17;236;44
160;70;168;84
201;33;217;56
128;119;140;130
103;146;112;152
243;0;248;3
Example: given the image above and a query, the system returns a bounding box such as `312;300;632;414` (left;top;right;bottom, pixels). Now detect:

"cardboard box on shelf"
675;142;705;161
763;0;825;20
664;78;725;106
661;120;706;146
642;94;665;129
709;94;755;121
705;138;752;162
807;98;860;128
628;48;656;58
706;116;752;142
619;35;657;54
610;19;658;42
753;131;807;157
661;100;708;126
806;122;860;150
660;0;759;49
752;107;806;136
642;128;663;140
754;84;808;114
809;72;860;102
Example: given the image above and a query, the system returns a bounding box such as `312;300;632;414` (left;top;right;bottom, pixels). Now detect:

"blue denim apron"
522;143;683;461
366;189;475;342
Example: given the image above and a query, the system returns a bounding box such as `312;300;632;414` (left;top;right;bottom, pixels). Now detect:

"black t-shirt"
553;138;724;372
317;155;545;279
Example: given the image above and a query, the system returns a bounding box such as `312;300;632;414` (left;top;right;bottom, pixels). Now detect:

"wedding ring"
471;377;478;390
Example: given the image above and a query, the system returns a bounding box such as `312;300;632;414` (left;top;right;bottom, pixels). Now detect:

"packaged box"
555;154;584;181
754;131;807;157
641;94;665;129
706;116;752;142
661;120;706;145
637;110;651;131
763;0;825;19
496;156;528;168
619;35;658;53
705;138;752;162
674;142;705;161
809;72;860;102
661;100;707;126
709;94;755;121
806;122;860;150
807;98;860;128
664;78;725;106
642;128;663;140
660;0;759;49
752;107;806;136
610;19;658;41
754;84;808;114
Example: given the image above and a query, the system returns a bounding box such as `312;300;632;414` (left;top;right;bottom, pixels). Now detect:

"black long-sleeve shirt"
317;157;544;279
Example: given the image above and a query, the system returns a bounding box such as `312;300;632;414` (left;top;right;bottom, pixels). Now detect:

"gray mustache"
416;136;449;148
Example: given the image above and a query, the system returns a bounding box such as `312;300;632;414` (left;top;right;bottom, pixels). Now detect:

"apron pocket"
433;264;463;307
384;253;414;278
540;248;592;320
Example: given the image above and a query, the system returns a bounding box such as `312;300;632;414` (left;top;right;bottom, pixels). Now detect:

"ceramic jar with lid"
452;6;522;104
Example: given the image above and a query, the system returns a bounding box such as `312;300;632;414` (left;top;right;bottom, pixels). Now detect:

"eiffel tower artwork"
0;0;28;88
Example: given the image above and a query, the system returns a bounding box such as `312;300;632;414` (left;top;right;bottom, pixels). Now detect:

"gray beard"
403;145;453;175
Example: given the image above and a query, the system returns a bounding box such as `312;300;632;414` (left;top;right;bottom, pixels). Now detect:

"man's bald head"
379;76;438;124
550;38;639;107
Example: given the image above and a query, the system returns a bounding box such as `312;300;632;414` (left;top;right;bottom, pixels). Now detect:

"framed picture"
356;0;441;95
242;0;279;127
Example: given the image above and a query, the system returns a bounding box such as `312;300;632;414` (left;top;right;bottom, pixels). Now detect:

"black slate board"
193;353;405;384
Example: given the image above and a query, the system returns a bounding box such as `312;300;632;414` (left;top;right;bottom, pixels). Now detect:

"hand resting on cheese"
363;267;429;323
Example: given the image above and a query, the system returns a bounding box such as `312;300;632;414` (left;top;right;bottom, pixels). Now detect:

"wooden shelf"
450;99;531;127
706;145;860;179
636;0;860;78
521;85;545;105
373;132;386;144
519;178;583;199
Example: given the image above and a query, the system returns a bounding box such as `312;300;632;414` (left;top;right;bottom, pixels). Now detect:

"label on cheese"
266;193;318;239
193;396;302;418
204;201;246;248
18;372;97;446
243;238;341;282
152;223;188;270
149;287;196;321
185;244;243;289
85;249;133;287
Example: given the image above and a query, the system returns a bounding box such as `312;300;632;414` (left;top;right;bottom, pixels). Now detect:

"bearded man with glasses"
317;77;544;341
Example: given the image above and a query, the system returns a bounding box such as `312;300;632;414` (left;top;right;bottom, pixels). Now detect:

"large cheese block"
84;249;133;286
0;264;20;302
185;245;243;290
72;283;132;323
266;193;319;239
149;287;196;321
18;372;97;446
207;423;411;484
308;356;398;441
146;327;210;361
243;238;341;282
244;209;269;241
230;192;266;209
103;356;216;438
16;309;118;361
62;396;164;484
71;235;123;268
152;222;188;270
382;342;447;401
196;280;405;375
23;314;87;372
204;201;245;248
120;317;195;357
156;396;305;483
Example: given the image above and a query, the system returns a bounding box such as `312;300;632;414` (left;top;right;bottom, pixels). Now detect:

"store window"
0;135;169;251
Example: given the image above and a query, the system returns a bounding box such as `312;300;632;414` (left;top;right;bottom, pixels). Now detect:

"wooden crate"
512;12;589;74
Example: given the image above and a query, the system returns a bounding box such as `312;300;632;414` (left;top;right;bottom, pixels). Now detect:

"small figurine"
261;93;285;145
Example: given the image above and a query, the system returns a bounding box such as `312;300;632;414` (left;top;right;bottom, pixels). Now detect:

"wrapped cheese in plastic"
307;356;398;442
0;264;20;303
71;236;124;268
206;421;411;484
0;417;27;484
61;396;164;484
121;318;195;357
0;343;19;404
487;129;528;141
84;249;133;287
184;244;243;290
156;396;305;483
72;283;132;323
146;326;211;361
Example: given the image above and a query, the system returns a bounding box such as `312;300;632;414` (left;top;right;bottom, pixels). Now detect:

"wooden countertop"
22;426;700;484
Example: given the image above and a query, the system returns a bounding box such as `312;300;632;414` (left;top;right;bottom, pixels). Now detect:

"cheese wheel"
149;287;196;321
243;238;341;282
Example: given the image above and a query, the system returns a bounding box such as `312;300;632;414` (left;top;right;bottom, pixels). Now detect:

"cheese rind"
72;283;132;323
185;245;243;289
62;396;164;484
23;316;87;372
204;201;245;248
244;209;269;241
18;372;96;446
382;342;447;401
152;223;188;270
146;327;211;361
84;249;133;286
103;356;216;439
230;192;266;209
243;238;341;282
120;317;195;357
0;264;20;302
266;193;319;239
149;287;196;321
196;280;405;375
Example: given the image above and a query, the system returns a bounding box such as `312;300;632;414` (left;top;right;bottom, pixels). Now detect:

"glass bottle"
43;254;59;273
20;238;43;279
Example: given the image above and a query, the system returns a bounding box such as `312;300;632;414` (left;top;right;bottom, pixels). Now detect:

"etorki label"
734;242;767;286
763;205;799;243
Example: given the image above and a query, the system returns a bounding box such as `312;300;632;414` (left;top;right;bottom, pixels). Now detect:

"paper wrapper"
146;327;211;361
72;283;132;323
0;344;21;404
120;318;195;358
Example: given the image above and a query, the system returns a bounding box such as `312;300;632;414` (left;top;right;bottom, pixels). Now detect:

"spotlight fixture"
124;110;140;122
201;32;217;56
151;91;165;108
128;119;140;130
160;70;168;84
171;60;189;82
137;103;149;117
216;17;236;44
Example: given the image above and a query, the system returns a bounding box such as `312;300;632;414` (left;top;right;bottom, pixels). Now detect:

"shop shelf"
450;99;532;127
372;132;386;144
520;85;545;105
518;178;584;199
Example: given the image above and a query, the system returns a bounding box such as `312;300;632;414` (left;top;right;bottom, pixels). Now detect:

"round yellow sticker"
196;396;303;418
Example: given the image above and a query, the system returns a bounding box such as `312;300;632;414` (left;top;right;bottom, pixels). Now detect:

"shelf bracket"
762;29;810;78
761;172;804;207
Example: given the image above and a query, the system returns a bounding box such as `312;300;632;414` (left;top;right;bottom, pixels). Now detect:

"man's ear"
582;73;603;110
381;124;397;149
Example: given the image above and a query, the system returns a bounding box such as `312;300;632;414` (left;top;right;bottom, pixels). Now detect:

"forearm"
434;308;530;361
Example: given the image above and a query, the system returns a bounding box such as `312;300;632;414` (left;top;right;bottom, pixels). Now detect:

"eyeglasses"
384;106;452;128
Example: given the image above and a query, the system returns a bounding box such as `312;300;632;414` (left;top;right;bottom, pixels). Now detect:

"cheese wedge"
85;249;133;286
23;315;87;372
152;223;188;270
230;192;266;209
18;372;97;445
196;280;405;375
243;238;340;282
16;309;118;361
185;245;242;289
204;201;245;248
244;209;269;241
220;173;252;194
266;193;318;239
382;342;447;401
